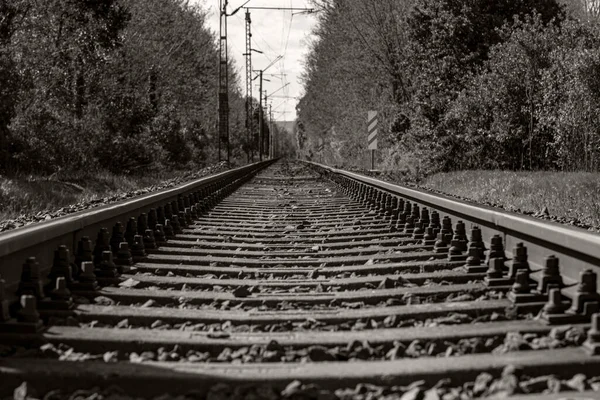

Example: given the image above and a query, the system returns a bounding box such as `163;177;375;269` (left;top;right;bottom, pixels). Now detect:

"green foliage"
423;169;600;229
0;0;247;176
299;0;600;174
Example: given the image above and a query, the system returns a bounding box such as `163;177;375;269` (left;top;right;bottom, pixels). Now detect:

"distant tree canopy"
0;0;269;175
299;0;600;173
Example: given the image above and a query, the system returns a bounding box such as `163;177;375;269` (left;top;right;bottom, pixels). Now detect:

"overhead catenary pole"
258;70;264;161
217;0;248;164
269;104;274;158
264;90;269;158
242;5;313;160
218;0;229;163
263;82;288;159
244;10;253;163
253;56;281;162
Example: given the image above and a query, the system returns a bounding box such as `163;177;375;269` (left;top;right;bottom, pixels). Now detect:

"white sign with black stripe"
367;111;378;150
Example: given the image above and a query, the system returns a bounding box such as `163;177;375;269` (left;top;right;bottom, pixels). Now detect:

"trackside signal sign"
367;111;378;150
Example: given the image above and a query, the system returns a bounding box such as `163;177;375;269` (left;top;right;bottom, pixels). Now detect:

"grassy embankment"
421;171;600;231
0;164;227;230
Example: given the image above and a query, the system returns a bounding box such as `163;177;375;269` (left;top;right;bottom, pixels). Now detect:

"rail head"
0;161;270;257
0;160;275;299
305;161;600;293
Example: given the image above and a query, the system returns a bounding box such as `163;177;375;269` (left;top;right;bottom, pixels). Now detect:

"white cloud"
195;0;318;121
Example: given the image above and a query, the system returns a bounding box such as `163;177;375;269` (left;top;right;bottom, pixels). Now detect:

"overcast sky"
196;0;318;121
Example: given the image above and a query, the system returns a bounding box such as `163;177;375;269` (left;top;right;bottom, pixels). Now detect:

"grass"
0;164;227;227
421;171;600;230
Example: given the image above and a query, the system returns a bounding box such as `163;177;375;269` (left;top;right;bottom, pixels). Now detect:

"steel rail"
0;160;274;300
306;161;600;300
1;160;599;398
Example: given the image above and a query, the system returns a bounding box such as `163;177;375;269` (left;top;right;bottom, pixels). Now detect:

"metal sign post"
318;138;324;163
367;111;378;170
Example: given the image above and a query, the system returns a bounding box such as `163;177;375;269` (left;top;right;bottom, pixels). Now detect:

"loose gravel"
7;367;600;400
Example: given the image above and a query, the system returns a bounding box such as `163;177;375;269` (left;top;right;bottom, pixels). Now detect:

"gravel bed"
0;163;229;233
125;274;481;293
1;326;586;365
6;368;600;399
144;263;456;279
82;288;499;312
64;309;521;332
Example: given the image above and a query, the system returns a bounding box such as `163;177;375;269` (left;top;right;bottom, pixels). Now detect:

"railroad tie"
0;160;600;399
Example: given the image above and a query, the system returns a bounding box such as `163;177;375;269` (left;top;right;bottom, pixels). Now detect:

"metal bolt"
170;215;182;234
18;295;40;324
151;226;164;246
508;243;529;278
419;208;430;227
147;209;158;230
51;245;74;282
158;205;167;223
0;279;10;322
411;203;420;221
487;235;505;261
19;257;45;299
430;211;441;230
468;226;485;259
455;221;467;244
403;216;415;234
465;244;481;266
486;258;504;279
125;218;138;245
111;222;125;253
587;313;600;343
568;270;600;314
117;242;132;264
511;270;530;294
79;262;97;283
76;236;93;271
448;233;464;257
538;255;563;294
423;227;436;243
94;228;111;265
164;219;175;238
131;235;147;258
52;277;71;300
579;270;597;294
543;288;565;315
98;251;118;276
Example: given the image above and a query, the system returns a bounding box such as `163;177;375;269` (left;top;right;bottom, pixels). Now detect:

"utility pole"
254;57;280;161
243;5;314;161
258;70;264;161
262;83;289;160
217;0;247;164
263;90;269;159
218;0;229;163
269;104;274;158
244;10;253;163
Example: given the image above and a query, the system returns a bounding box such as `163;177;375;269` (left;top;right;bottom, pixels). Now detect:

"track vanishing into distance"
2;160;600;399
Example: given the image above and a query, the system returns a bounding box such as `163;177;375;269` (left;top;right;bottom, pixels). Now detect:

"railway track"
1;160;600;399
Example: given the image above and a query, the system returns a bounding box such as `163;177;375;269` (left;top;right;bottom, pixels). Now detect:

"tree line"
0;0;271;176
297;0;600;173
